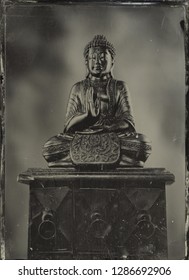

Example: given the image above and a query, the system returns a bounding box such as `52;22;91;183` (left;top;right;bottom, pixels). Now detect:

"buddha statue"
43;35;151;167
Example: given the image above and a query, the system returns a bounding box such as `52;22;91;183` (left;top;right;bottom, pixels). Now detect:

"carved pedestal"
18;168;174;260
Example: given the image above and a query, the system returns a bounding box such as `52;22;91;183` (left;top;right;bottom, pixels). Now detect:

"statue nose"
94;57;101;64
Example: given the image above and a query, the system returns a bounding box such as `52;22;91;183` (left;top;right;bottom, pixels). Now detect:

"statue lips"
93;64;103;72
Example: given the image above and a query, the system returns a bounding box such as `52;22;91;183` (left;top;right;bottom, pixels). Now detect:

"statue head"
84;35;116;78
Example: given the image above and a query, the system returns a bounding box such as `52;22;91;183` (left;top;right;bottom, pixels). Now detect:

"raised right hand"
86;87;100;118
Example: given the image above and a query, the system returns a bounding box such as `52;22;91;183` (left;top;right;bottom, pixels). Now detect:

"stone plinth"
18;167;174;260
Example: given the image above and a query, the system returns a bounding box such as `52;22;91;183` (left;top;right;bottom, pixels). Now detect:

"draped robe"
43;78;151;167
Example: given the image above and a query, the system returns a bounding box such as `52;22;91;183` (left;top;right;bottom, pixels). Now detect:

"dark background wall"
5;4;185;259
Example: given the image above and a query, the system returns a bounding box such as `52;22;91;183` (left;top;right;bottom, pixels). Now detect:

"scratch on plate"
161;16;165;29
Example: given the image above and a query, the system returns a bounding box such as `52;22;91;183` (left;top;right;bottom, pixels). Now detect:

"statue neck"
87;73;112;82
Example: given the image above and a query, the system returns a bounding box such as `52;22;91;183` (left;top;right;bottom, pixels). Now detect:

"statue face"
87;47;114;77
